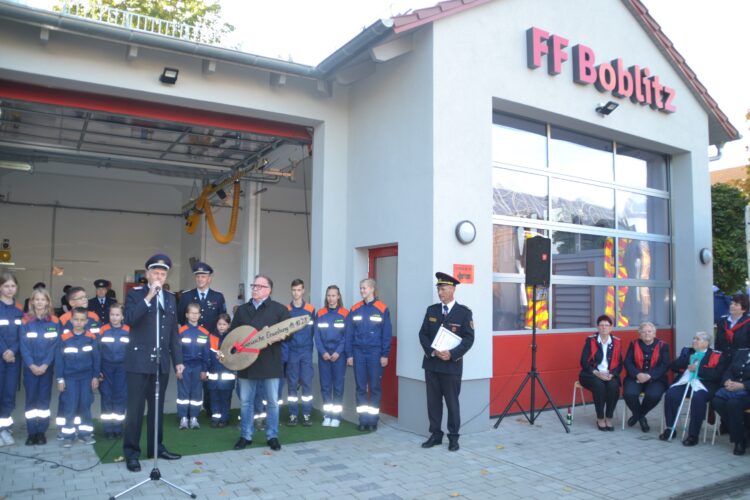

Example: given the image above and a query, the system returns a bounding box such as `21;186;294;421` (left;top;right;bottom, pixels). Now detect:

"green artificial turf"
93;406;362;464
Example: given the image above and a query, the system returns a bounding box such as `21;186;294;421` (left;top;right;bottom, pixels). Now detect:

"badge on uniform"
428;317;437;323
449;323;460;333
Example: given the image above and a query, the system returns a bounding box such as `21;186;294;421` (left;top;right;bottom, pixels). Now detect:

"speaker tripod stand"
493;284;569;433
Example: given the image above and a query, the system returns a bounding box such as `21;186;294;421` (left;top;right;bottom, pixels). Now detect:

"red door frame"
369;246;398;417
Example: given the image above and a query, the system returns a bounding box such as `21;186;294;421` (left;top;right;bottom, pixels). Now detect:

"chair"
664;400;720;444
570;381;587;423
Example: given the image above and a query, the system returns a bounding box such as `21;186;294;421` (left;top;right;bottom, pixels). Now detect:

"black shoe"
25;435;35;446
659;429;672;441
37;433;47;445
371;424;378;431
233;437;251;450
597;423;608;432
448;439;459;451
606;426;614;432
126;459;141;472
627;415;638;427
421;436;443;448
217;422;226;428
682;436;699;447
210;421;218;428
158;449;181;460
639;417;650;433
358;424;367;432
267;438;281;451
734;442;746;456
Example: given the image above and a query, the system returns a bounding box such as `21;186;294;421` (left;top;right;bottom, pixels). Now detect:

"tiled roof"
390;0;739;144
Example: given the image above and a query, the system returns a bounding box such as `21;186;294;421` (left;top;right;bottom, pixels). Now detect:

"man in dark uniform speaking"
418;272;474;451
123;254;185;473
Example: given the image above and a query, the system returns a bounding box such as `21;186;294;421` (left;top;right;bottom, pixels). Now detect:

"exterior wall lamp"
595;101;619;116
455;220;476;244
160;67;179;84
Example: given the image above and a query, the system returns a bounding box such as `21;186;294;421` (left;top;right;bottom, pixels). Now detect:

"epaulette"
100;324;111;335
61;332;73;341
317;309;328;318
179;325;189;333
210;335;220;350
85;332;97;340
350;301;364;312
133;286;143;290
337;307;349;317
198;326;210;335
373;300;387;314
51;315;59;324
14;302;23;312
181;289;192;294
304;303;314;313
87;311;99;321
122;325;130;332
287;304;293;311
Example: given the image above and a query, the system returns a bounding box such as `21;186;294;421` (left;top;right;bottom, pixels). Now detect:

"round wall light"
699;248;713;265
455;220;476;245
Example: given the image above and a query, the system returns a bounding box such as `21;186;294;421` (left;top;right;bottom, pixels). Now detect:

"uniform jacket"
721;348;750;390
284;301;315;352
624;338;670;383
715;313;750;354
98;323;130;365
56;330;100;381
88;296;117;324
230;298;290;379
579;335;623;377
208;332;236;389
419;302;475;375
0;301;23;355
671;347;728;395
60;310;101;335
314;307;348;357
124;286;182;374
177;288;226;332
20;315;60;367
345;299;392;357
178;324;210;370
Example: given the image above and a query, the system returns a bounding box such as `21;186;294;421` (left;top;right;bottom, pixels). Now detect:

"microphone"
153;286;162;293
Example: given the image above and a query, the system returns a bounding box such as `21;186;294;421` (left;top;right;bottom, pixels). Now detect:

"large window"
492;113;671;332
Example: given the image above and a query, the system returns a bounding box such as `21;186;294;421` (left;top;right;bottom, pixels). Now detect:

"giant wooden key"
218;315;311;371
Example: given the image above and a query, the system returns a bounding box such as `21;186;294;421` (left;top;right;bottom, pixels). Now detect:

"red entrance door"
369;246;398;417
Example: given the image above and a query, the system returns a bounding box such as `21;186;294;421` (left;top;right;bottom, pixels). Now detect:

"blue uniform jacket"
208;332;235;389
20;315;60;367
124;286;182;374
284;302;315;355
345;299;392;357
56;330;101;380
177;288;227;332
314;306;348;357
0;301;23;354
418;302;475;375
60;310;101;336
88;296;117;324
178;324;210;371
98;323;130;365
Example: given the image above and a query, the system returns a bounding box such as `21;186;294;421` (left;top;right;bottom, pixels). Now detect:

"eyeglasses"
70;295;88;302
250;284;269;289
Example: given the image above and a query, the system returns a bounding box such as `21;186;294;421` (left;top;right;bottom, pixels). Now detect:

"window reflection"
621;239;669;281
493;282;549;331
492;114;547;168
550;285;608;329
493;168;548;219
616;145;668;190
550;127;613;181
550;178;614;228
618;286;670;327
550;231;608;277
617;191;669;234
493;225;546;273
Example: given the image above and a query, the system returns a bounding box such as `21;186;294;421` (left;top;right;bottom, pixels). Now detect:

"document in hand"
431;325;462;351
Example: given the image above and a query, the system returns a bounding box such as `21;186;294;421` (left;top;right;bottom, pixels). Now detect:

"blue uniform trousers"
100;362;127;434
60;378;94;440
353;347;383;426
286;348;313;417
23;367;52;435
623;378;667;420
177;363;203;419
209;388;233;424
318;354;346;419
664;385;711;438
0;359;19;430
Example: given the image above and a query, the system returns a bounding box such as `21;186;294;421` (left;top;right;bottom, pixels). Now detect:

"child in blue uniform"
208;313;235;427
177;303;210;430
56;307;100;447
20;288;60;445
0;271;23;446
98;303;129;439
285;279;315;426
314;285;348;427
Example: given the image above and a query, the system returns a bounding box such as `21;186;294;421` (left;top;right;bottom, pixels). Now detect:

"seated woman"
659;331;728;446
579;314;622;431
712;347;750;455
715;294;750;354
623;321;670;432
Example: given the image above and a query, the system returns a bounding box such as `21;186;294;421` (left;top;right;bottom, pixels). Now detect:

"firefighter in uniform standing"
346;278;392;432
177;262;226;332
419;272;474;452
88;279;116;324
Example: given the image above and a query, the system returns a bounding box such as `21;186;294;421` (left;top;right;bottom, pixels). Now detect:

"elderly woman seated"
659;331;729;446
579;314;623;431
712;347;750;455
623;322;671;432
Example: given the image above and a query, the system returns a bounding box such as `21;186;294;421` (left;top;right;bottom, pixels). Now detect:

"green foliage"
712;183;749;293
55;0;234;44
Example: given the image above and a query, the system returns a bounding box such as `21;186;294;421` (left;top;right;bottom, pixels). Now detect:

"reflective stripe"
323;403;333;412
277;399;284;405
370;316;382;323
44;331;57;338
176;399;189;405
101;337;115;343
301;395;313;402
352;315;362;321
112;414;125;421
74;416;81;425
333;323;345;329
307;319;314;325
181;338;192;344
196;337;207;344
14;319;22;325
367;407;380;415
261;400;268;406
119;337;129;343
207;373;219;380
0;416;12;427
0;320;8;326
26;332;38;338
356;405;369;414
25;410;38;419
89;328;100;334
100;413;114;421
61;427;76;435
56;417;66;425
212;413;222;419
317;322;330;328
63;347;79;354
287;396;299;403
79;425;94;432
81;345;93;352
253;413;267;419
38;409;51;418
189;400;203;406
220;373;235;380
331;405;343;414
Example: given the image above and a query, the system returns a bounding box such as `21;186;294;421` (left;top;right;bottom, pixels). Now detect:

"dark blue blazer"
419;302;474;375
124;286;182;374
177;288;227;332
88;296;117;323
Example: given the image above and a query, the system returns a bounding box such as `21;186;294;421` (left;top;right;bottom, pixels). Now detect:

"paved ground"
1;399;750;500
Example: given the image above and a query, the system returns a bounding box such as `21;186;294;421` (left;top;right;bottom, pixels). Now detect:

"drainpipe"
709;142;725;162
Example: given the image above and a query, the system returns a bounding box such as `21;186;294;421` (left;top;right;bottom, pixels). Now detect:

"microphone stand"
110;288;195;499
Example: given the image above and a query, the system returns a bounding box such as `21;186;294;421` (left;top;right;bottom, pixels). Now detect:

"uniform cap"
94;279;110;289
145;253;172;270
435;272;460;287
192;261;214;275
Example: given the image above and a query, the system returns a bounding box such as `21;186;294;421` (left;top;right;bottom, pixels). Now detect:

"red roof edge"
392;0;493;34
622;0;739;142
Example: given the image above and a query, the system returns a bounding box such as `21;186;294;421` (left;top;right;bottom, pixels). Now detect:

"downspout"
709;142;725;162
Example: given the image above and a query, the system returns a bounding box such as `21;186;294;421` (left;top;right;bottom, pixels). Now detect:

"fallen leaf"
480;469;489;476
563;487;573;492
263;450;272;455
113;456;125;463
495;444;504;450
191;469;202;473
194;461;203;465
450;492;461;497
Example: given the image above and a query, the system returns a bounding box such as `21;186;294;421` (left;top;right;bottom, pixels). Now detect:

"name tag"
428;317;437;323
